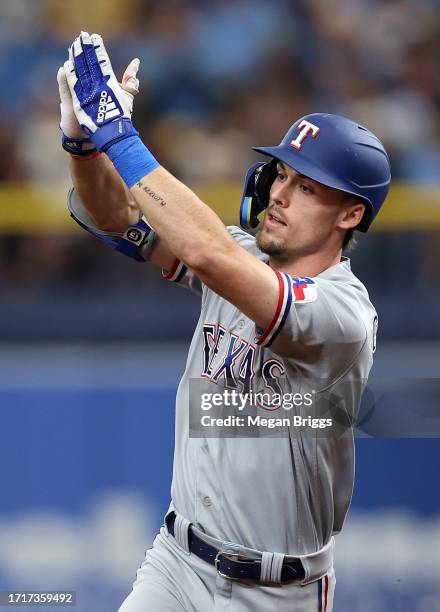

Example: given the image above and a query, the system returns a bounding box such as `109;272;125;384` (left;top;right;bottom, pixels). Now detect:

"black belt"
166;511;305;583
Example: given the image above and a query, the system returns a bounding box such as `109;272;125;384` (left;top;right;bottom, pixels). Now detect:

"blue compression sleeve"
106;136;159;188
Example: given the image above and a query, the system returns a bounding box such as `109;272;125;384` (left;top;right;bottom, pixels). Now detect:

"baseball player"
59;32;391;611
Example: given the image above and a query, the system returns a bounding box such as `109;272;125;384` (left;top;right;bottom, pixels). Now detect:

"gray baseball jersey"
164;225;377;557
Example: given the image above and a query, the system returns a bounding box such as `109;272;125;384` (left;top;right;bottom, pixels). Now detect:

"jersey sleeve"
161;226;262;298
223;228;368;362
161;259;203;296
254;272;369;364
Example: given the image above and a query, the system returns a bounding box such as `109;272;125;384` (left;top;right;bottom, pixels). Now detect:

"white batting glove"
58;65;97;156
64;32;140;152
59;32;140;156
58;66;89;140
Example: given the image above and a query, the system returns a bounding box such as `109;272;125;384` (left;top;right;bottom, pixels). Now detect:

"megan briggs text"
200;415;333;430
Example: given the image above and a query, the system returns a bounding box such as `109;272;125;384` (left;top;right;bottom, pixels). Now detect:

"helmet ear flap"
255;158;277;208
239;159;277;231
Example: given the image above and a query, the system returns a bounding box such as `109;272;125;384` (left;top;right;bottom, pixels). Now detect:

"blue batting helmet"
240;113;391;232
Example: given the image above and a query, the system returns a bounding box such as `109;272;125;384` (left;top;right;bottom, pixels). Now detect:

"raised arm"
69;154;139;232
58;63;176;270
130;167;280;327
64;32;280;329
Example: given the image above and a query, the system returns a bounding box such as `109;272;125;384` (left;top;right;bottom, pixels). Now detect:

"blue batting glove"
64;32;140;152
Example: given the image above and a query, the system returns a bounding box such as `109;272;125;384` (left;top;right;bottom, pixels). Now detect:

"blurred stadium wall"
0;1;439;610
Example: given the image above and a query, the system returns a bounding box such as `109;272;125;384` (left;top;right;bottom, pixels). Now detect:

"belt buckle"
214;551;256;581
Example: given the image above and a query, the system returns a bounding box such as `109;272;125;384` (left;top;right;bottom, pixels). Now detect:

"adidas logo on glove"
97;90;120;123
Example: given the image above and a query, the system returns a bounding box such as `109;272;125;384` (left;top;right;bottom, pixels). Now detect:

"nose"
269;179;290;208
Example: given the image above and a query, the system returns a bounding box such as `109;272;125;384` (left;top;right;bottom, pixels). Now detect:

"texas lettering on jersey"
201;323;285;396
199;276;317;396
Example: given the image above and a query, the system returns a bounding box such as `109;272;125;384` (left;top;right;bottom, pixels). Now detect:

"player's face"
256;162;361;260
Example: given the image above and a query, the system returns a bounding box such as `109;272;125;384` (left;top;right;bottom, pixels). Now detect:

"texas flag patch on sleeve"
255;273;319;347
291;276;318;303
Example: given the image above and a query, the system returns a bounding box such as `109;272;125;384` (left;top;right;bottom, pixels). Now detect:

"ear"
338;202;365;230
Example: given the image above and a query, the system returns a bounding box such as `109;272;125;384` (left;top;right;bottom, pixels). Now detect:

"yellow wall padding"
0;182;438;233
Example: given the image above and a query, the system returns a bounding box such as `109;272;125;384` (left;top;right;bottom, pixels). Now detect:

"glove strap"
88;118;139;153
62;134;97;157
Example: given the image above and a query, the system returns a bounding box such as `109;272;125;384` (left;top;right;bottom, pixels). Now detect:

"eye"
276;170;286;181
300;183;313;194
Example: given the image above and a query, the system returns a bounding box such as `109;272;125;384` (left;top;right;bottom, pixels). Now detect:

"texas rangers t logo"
290;120;320;150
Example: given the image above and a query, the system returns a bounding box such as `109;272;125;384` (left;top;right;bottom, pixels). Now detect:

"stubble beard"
256;226;287;257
